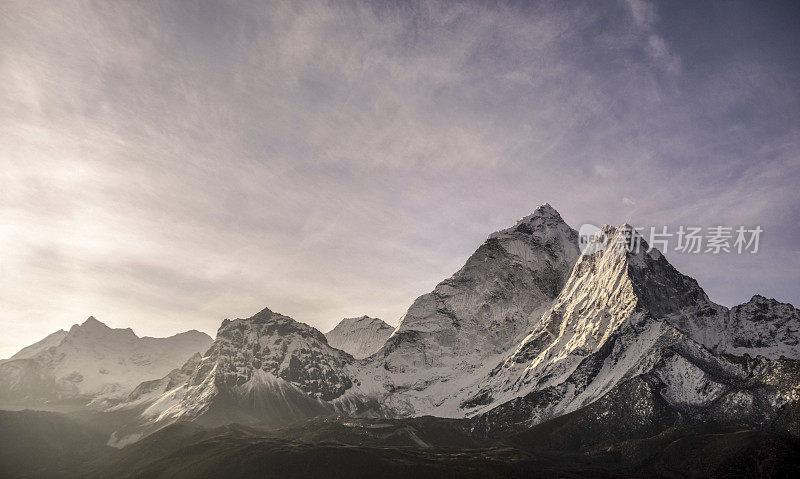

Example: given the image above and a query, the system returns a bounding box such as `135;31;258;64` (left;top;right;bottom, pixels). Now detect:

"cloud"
625;0;657;28
623;0;681;75
646;34;682;75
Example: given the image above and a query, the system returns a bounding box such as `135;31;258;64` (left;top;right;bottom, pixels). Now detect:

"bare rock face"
211;307;354;401
109;307;358;445
325;316;394;359
726;296;799;356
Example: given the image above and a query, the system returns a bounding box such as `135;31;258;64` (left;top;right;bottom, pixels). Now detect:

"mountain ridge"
88;205;800;452
325;316;394;359
0;317;213;408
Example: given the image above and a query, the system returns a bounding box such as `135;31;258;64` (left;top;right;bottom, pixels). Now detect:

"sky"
1;0;799;358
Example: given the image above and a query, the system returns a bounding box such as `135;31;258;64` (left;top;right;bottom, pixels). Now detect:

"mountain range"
1;204;798;477
98;205;799;447
0;318;212;408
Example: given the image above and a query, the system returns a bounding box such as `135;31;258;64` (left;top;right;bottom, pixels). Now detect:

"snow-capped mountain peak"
111;306;356;441
207;308;355;400
66;316;137;342
77;315;108;328
463;223;799;435
0;317;213;407
389;203;579;353
339;204;582;417
506;203;562;226
325;316;394;359
489;203;573;244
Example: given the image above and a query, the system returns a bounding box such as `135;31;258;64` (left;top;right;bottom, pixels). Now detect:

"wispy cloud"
1;0;798;356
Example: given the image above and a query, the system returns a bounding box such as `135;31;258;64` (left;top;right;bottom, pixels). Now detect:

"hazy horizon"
2;0;799;358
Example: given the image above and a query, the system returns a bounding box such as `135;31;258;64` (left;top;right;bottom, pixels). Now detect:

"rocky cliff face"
725;295;800;358
210;308;355;401
110;308;358;443
667;294;800;360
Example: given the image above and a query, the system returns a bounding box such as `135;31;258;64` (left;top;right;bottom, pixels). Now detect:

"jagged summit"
220;306;278;328
224;307;331;345
747;294;795;309
209;307;356;395
72;315;111;330
66;316;137;342
601;225;709;316
517;203;562;222
511;225;705;364
250;306;276;319
489;203;571;240
397;202;579;338
669;293;800;360
329;315;393;334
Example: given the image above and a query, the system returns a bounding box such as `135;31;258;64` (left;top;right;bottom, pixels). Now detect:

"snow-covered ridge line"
102;204;800;446
0;316;213;407
6;329;68;361
325;316;394;359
